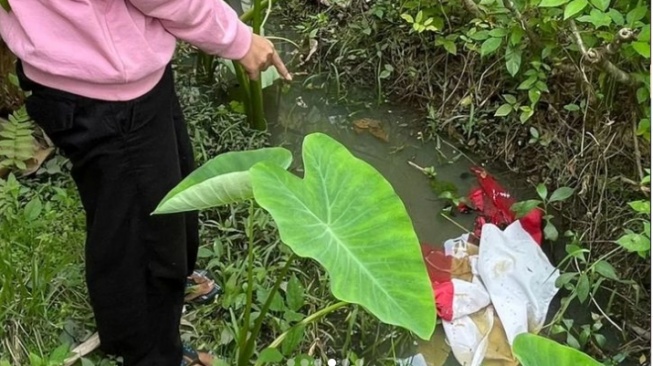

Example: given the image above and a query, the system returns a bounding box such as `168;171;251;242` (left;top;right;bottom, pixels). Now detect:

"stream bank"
270;1;650;363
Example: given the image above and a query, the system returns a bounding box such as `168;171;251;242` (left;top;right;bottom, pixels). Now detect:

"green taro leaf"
512;333;603;365
153;148;293;214
250;133;436;340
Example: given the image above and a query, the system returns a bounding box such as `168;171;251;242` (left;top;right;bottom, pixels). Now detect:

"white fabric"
440;221;560;366
449;277;490;320
397;353;427;366
443;306;494;366
443;233;470;258
477;221;560;344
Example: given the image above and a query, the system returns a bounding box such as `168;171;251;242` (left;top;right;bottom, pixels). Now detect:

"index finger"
272;51;292;81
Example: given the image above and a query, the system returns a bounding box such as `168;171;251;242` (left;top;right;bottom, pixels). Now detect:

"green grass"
0;172;88;364
0;57;413;366
275;0;651;363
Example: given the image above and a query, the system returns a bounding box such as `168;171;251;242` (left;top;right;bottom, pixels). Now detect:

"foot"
185;270;222;305
197;352;213;365
181;344;214;366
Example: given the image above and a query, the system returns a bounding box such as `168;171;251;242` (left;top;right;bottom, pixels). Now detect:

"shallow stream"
265;87;478;246
263;84;500;365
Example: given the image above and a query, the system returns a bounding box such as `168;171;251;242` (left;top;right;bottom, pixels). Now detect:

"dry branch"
63;332;101;366
568;20;638;85
461;0;483;18
502;0;541;47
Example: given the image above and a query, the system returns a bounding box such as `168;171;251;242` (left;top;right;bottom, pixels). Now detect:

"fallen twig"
632;118;645;183
618;176;651;193
408;160;428;174
63;332;101;366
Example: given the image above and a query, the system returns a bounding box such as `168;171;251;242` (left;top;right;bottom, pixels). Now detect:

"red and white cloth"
420;167;560;366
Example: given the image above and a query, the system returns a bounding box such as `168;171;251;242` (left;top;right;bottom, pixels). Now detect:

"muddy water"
264;88;477;246
259;83;628;366
263;84;483;365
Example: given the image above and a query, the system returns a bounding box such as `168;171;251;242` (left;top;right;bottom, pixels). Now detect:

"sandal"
181;343;213;366
185;270;222;305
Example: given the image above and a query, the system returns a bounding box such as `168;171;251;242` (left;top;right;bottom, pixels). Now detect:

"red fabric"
464;166;543;245
420;167;544;322
421;244;454;321
421;244;452;283
469;166;516;225
520;209;543;245
433;281;454;321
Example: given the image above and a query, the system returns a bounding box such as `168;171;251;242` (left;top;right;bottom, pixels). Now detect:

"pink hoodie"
0;0;252;101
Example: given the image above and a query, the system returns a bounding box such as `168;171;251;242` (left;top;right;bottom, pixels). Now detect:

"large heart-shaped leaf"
153;148;292;214
512;333;602;365
250;133;436;340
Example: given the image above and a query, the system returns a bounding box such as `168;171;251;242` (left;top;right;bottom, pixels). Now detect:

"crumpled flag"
420;223;560;366
421;244;453;321
463;166;543;245
418;168;559;366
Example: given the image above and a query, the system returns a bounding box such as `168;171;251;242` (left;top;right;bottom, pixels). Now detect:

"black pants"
18;63;199;366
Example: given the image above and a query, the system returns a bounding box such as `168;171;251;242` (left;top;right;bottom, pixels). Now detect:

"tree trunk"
0;37;23;114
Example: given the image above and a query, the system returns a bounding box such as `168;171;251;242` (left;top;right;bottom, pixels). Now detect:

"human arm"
127;0;290;80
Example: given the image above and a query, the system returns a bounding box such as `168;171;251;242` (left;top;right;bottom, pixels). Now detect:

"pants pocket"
25;92;76;137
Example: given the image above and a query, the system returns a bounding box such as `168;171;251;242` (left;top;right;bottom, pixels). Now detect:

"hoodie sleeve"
127;0;252;60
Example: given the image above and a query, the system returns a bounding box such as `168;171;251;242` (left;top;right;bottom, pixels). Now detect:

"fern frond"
0;106;36;170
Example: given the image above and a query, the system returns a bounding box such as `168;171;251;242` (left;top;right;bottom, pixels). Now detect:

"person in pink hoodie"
0;1;291;365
